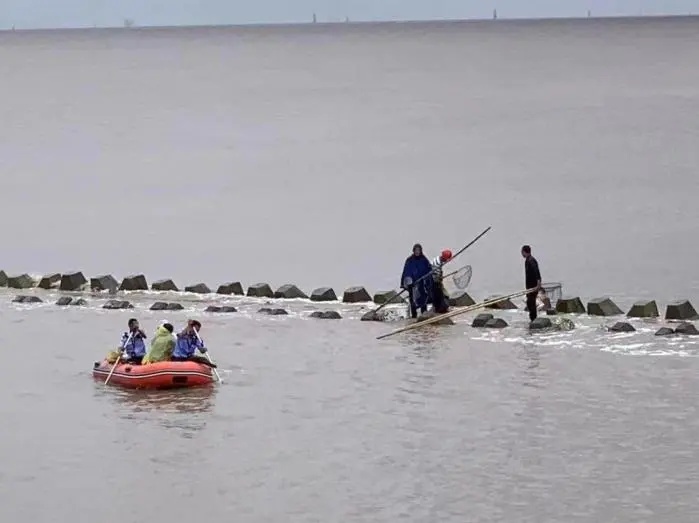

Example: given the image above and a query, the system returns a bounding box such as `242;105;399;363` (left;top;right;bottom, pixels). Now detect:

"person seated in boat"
142;322;175;365
401;243;433;319
172;320;208;362
430;249;453;314
119;318;147;365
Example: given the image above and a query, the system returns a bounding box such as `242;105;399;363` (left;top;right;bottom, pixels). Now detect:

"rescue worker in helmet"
430;249;453;314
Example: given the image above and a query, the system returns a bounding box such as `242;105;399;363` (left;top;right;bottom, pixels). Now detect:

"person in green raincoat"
142;322;175;365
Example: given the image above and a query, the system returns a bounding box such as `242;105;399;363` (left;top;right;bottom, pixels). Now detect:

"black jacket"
525;256;541;288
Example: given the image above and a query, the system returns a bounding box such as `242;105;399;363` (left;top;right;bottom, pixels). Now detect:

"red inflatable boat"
93;359;215;389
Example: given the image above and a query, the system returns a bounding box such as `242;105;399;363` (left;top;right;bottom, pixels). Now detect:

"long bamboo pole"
376;287;538;340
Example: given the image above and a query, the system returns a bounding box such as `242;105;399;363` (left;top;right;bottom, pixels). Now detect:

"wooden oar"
373;225;492;315
105;332;132;385
377;286;538;340
193;329;223;384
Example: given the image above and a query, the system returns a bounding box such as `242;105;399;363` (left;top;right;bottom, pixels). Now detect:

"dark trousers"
125;356;143;365
432;283;449;314
407;286;427;318
526;292;538;322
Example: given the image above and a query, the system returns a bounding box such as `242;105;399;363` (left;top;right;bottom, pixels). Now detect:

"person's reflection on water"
518;344;542;390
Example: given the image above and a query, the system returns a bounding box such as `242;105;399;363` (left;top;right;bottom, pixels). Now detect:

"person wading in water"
430;249;453;314
521;245;542;322
400;243;433;318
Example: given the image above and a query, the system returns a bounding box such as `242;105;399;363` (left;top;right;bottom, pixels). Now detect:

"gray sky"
1;0;698;29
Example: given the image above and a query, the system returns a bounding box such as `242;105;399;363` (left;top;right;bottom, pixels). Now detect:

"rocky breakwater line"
1;270;698;333
0;271;387;320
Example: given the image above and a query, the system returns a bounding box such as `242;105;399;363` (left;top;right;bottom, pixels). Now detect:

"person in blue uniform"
119;318;147;364
400;243;433;318
172;320;206;361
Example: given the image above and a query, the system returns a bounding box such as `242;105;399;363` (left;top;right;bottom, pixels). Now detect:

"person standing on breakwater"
119;318;147;364
401;243;433;318
521;245;542;322
430;249;453;314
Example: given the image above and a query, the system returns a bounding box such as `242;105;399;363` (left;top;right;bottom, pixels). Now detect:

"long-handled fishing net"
407;265;473;317
521;281;563;311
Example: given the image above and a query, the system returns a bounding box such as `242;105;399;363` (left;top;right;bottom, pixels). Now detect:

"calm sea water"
1;17;699;522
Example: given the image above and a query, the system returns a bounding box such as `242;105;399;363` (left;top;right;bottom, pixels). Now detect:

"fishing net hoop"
531;282;563;310
451;264;473;290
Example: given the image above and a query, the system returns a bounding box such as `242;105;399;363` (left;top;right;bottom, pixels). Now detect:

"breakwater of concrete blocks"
1;270;698;334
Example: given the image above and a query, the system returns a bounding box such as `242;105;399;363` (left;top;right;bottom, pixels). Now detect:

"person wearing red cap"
430;249;453;314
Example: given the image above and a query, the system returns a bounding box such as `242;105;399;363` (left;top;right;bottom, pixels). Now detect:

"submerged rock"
449;291;476;307
655;327;675;337
485;317;508;329
361;310;381;322
627;300;659;318
166;302;185;311
554;317;576;331
119;274;148;291
310;311;342;320
529;317;553;331
205;305;237;313
373;290;405;305
485;296;517;310
184;283;211;294
609;321;636;333
665;300;699;321
311;287;338;302
674;322;699;336
471;313;494;328
258;307;288;316
55;296;87;306
103;300;134;310
148;302;185;311
247;283;274;298
59;271;87;291
7;274;35;289
555;297;586;314
91;274;118;293
150;302;169;311
217;282;244;295
274;284;308;300
587;297;623;317
152;279;179;292
342;286;371;303
37;273;61;290
12;295;42;304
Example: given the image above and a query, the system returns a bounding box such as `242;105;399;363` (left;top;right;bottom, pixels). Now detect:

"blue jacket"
401;254;432;289
401;254;434;308
172;332;204;359
121;331;147;358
